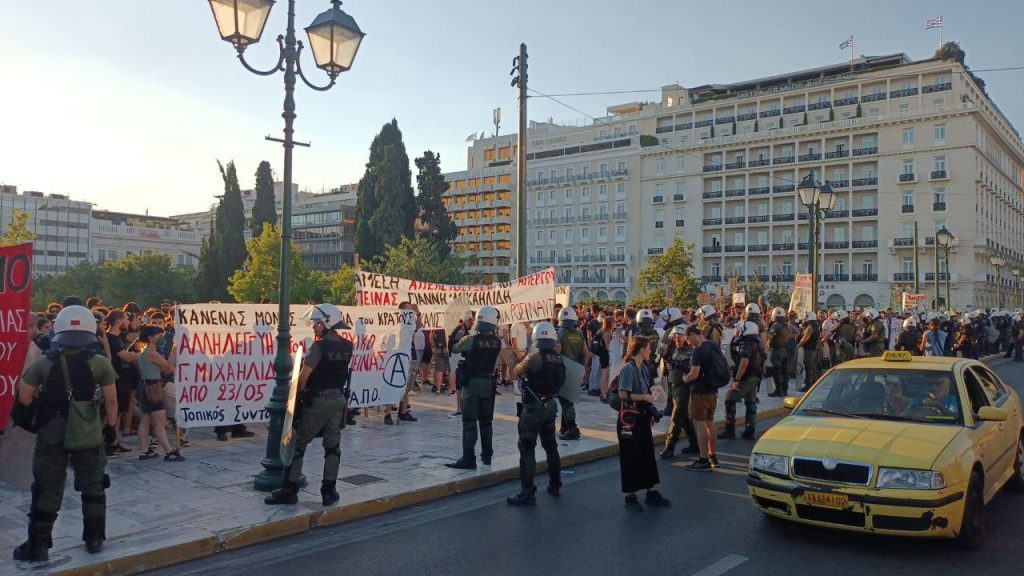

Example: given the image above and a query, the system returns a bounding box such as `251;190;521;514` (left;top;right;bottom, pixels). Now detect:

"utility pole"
933;234;940;309
512;43;528;277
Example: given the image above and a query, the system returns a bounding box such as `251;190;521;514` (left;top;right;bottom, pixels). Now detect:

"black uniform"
509;348;565;503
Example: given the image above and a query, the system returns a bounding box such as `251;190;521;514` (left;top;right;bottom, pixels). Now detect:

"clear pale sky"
1;0;1021;217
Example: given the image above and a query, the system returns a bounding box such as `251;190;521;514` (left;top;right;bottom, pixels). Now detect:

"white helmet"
805;311;817;322
862;308;877;320
771;307;786;320
903;316;919;329
531;321;557;342
52;305;98;347
664;307;683;324
969;309;983;320
476;306;500;326
744;303;761;316
302;303;348;330
669;325;687;338
698;304;717;320
638;308;655;324
558;307;578;323
833;309;848;321
739;320;760;338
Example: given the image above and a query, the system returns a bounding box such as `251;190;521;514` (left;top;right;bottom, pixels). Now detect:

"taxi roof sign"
882;351;913;362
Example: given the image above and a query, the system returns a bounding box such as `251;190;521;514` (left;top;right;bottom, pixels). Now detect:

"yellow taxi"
748;351;1024;548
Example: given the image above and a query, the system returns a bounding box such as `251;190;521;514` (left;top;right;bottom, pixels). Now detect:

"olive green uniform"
834;320;857;363
863;318;886;357
663;343;697;453
767;319;791;395
724;336;763;437
513;350;564;494
452;331;501;461
800;320;821;390
556;326;587;435
21;350;117;553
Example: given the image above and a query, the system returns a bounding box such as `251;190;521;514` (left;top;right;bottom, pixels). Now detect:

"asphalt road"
149;359;1024;576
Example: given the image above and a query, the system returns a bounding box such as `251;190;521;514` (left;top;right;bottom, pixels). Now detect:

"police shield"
279;346;305;467
559;357;584;403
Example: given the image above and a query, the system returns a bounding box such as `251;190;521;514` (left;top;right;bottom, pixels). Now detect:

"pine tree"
354;119;417;260
251;160;277;237
210;160;248;301
415;150;458;255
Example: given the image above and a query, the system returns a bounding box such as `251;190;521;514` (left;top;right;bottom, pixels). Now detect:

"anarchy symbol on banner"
382;353;410;389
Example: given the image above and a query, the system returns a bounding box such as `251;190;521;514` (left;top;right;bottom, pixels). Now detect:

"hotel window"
598;226;607;239
581;187;590;201
934;188;947;204
902;222;915;238
616;225;625;241
617;161;626;171
902;192;914;208
781;261;793;276
934;156;946;173
902;128;915;145
564;188;573;203
655;160;665;175
862;260;874;275
598;185;607;199
833;260;845;276
676;157;685;171
581;228;589;241
934;124;946;141
676;181;686;195
902;159;915;175
902;257;914;274
563;229;572;244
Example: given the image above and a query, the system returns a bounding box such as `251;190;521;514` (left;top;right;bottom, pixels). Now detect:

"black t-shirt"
690;340;720;395
107;332;130;377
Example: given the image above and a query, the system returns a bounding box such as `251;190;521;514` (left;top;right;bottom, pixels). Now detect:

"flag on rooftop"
839;35;853;50
925;15;943;30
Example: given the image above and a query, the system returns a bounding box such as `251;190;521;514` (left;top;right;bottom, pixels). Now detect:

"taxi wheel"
1009;432;1024;492
957;472;985;550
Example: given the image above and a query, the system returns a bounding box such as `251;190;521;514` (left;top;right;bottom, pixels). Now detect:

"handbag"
60;354;103;451
144;379;164;405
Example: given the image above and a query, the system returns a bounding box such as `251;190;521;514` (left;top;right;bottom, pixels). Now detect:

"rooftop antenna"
493;107;501;138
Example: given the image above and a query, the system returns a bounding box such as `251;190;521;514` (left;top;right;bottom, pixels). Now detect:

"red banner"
0;243;33;430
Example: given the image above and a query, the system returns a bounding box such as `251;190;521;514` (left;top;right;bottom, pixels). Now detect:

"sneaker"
659;448;675;460
434;389;441;396
384;414;395;425
558;429;581;441
164;451;185;462
624;494;644;511
506;492;536;506
398;411;417;422
139;451;160;461
685;459;713;472
644;490;671;507
709;454;720;468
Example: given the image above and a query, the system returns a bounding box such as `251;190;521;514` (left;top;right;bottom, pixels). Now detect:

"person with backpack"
681;324;730;471
11;306;119;561
588;315;613;398
506;322;565;506
719;320;764;441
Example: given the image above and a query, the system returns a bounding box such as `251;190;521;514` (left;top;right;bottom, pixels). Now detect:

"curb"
51;405;789;576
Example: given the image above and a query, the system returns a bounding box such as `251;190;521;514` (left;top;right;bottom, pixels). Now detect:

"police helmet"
475;306;499;332
532;321;558;350
862;308;878;320
52;305;98;347
805;311;816;322
637;308;656;325
669;325;687;338
771;307;787;320
745;303;761;316
664;307;683;324
698;304;718;320
302;303;348;330
558;306;578;329
903;316;919;329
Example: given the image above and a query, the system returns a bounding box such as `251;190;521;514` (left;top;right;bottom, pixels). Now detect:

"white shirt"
511;322;529;352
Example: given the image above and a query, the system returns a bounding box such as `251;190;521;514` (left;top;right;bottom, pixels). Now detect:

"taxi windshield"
795;369;964;425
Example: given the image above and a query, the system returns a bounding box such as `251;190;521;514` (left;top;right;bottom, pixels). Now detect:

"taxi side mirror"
976;406;1008;422
783;397;800;410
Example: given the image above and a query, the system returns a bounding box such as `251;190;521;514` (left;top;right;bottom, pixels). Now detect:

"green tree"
367;236;468;284
639;135;659;147
415;150;458;255
251;160;277;237
631;237;700;308
935;41;966;64
208;160;248;301
227;224;329;304
802;111;807;125
101;253;196;306
329;265;357;305
828;107;835;122
1;209;36;247
32;261;104;311
354;119;416;261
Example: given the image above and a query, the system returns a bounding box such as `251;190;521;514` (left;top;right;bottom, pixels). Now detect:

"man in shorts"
681;325;720;472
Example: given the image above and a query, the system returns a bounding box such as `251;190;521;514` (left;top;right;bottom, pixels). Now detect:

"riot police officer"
744;303;765;331
660;326;698;458
797;311;821;393
12;306;119;561
555;307;589;441
896;315;923;355
697;304;724;345
266;303;353;506
507;322;565;506
656;307;685;416
719;320;763;440
861;308;887;357
636;308;661;379
832;310;857;364
447;306;502;469
766;307;791;397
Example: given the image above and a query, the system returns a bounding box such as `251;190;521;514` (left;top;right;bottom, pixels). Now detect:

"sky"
1;0;1022;217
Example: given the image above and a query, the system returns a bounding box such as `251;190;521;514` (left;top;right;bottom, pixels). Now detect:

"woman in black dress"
617;336;671;511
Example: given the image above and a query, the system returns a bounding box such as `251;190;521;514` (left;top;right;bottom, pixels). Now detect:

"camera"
646;404;663;423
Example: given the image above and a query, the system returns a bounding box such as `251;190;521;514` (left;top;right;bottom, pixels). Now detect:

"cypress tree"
415;150;457;255
198;215;218;300
251;160;277;237
354;119;416;260
214;160;248;301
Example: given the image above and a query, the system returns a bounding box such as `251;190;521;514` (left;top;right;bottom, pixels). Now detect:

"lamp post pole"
991;254;1005;309
1013;268;1021;309
208;0;364;492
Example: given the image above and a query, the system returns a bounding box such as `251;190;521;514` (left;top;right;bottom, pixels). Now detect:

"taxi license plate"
804;491;848;509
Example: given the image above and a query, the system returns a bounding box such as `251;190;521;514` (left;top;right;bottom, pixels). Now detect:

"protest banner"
697;293;712;305
902;293;927;312
354;268;556;329
555;285;571;308
0;243;32;430
732;292;746;306
789;274;813;317
173;304;414;428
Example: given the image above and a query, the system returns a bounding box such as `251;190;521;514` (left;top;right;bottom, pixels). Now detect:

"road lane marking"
704;488;749;499
690;553;749;576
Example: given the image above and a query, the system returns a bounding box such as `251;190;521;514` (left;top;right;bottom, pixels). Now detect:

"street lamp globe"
936;226;953;248
305;0;365;76
819;183;837;211
209;0;275;49
991;254;1005;267
797;173;820;207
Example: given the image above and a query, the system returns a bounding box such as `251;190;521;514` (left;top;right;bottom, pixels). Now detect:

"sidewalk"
0;373;796;576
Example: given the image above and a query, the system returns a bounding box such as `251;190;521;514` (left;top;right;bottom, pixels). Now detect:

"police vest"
40;348;98;418
802;321;821;349
836;321;856;344
465;333;502;377
306;337;354;391
734;337;764;379
769;321;790;349
525;350;565;398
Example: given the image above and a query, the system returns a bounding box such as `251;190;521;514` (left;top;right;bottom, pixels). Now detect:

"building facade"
291;192;356;272
90;210;202;268
0;187;91;275
450;53;1024;309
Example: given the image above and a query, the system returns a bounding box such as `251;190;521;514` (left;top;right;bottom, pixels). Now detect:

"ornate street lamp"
798;172;835;312
936;226;953;310
990;253;1005;309
208;0;363;492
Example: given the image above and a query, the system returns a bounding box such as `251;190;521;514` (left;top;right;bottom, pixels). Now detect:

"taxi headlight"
876;468;946;490
750;453;789;476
